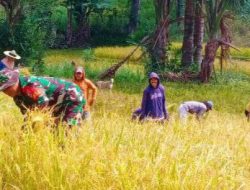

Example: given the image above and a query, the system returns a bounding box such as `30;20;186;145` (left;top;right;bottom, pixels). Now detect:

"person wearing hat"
132;72;169;122
0;50;21;70
73;66;97;120
0;68;86;127
179;100;213;121
244;102;250;121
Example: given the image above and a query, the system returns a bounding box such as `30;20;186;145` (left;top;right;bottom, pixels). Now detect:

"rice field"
0;46;250;189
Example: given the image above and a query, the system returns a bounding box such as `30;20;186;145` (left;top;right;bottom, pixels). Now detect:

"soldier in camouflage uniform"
0;68;86;126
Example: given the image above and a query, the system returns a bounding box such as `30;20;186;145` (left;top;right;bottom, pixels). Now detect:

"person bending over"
0;68;86;127
179;101;213;121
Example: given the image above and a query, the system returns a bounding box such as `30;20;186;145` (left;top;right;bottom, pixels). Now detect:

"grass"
0;47;250;189
0;89;250;189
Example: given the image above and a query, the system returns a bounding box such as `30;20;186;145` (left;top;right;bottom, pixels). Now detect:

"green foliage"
205;0;247;39
239;0;250;19
51;6;68;33
116;68;145;84
82;48;95;61
211;71;250;85
43;62;75;78
0;21;11;53
0;0;58;66
90;0;129;45
129;0;155;41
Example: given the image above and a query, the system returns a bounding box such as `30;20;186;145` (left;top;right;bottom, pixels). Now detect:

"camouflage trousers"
53;87;85;126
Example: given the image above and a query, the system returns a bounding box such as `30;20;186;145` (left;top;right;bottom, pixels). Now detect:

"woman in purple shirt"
132;72;169;122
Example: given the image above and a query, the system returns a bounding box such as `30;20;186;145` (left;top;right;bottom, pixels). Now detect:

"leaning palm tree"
200;0;245;83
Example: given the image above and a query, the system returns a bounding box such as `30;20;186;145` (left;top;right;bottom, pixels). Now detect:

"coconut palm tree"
200;0;246;82
181;0;194;69
146;0;171;73
193;0;204;67
127;0;141;34
176;0;185;19
66;0;73;47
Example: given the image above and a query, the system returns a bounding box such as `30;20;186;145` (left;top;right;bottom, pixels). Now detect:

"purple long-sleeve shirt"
139;72;168;120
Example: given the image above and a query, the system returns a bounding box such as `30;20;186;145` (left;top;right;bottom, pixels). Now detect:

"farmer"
244;102;250;121
132;72;169;122
73;66;97;120
0;68;85;127
0;50;21;70
179;101;213;121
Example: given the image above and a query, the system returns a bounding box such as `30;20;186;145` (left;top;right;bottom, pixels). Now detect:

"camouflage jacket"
14;76;86;114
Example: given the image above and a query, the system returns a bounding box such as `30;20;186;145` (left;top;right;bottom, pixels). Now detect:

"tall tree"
66;0;112;47
200;0;245;82
73;0;91;47
176;0;185;19
146;0;171;73
219;13;233;72
193;0;204;67
66;0;73;47
127;0;141;34
181;0;194;69
0;0;22;37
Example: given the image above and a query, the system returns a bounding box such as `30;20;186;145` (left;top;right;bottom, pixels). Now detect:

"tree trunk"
146;0;170;73
150;19;169;71
0;0;22;29
74;16;90;47
176;0;185;19
219;14;232;72
181;0;194;69
73;4;91;47
127;0;140;34
66;3;73;47
0;0;22;47
193;0;204;67
200;39;220;83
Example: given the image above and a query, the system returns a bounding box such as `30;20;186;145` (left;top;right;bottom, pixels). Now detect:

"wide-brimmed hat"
0;68;19;91
3;50;21;60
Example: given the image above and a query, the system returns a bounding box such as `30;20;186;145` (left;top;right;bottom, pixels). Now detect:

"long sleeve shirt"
73;78;97;111
181;101;207;118
139;84;168;120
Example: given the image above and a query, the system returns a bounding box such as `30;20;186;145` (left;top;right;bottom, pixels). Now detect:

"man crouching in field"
179;101;213;122
0;68;86;127
132;72;169;123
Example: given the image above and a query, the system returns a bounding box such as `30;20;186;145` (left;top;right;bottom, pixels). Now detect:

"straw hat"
3;50;21;60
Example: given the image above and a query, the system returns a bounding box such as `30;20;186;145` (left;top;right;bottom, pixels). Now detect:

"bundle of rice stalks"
23;109;55;132
19;67;31;76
